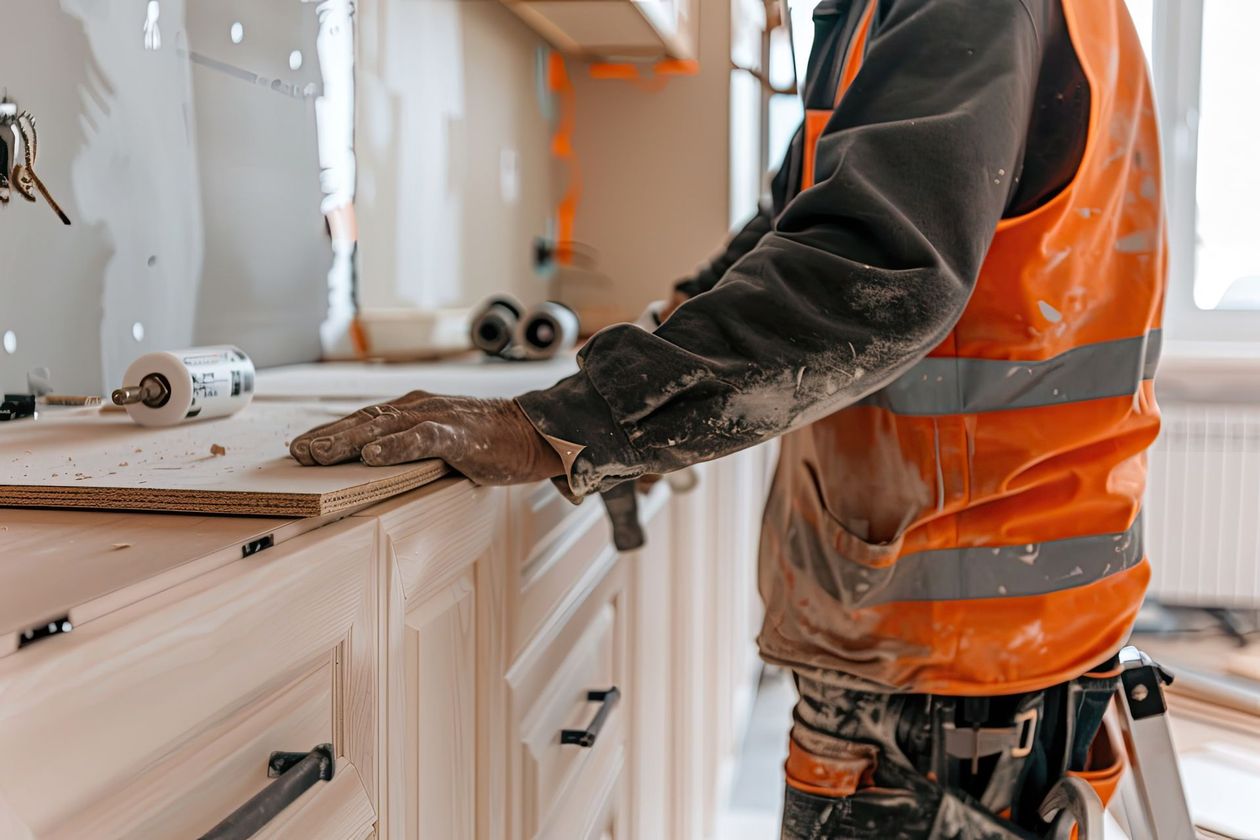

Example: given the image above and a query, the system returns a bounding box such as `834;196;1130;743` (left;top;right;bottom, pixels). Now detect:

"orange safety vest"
758;0;1166;695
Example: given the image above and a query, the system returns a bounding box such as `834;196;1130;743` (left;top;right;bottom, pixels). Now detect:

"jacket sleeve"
517;0;1043;497
673;147;795;299
673;206;773;299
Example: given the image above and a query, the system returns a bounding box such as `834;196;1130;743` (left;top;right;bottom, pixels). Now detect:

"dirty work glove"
289;391;563;485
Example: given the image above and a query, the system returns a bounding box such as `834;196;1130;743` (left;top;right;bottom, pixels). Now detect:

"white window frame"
1151;0;1260;343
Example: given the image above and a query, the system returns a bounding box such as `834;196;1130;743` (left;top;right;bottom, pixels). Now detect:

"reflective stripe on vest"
860;330;1162;416
839;515;1144;608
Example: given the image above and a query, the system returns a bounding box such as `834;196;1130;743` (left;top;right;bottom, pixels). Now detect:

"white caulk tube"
112;346;255;427
515;301;580;360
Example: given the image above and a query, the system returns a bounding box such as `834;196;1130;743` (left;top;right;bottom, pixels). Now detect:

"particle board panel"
0;402;447;517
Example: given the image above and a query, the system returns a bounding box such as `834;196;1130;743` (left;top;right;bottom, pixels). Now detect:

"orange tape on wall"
548;52;580;265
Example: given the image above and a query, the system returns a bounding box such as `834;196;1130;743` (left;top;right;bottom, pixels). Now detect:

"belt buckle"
1011;707;1038;759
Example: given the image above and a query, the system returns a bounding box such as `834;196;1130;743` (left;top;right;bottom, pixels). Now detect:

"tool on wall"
0;99;71;224
111;347;255;427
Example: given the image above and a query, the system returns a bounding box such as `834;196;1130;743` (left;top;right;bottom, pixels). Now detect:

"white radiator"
1146;401;1260;608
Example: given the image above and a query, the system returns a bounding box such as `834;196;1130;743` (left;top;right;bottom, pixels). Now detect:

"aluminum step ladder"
1040;645;1198;840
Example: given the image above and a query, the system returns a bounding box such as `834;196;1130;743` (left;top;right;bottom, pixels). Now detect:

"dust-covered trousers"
779;664;1124;840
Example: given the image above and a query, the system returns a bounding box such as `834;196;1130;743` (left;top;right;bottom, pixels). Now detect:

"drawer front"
511;562;627;838
253;761;376;840
509;482;614;657
538;746;626;840
0;517;378;838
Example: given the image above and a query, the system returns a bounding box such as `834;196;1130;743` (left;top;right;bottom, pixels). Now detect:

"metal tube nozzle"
112;385;147;406
112;373;170;408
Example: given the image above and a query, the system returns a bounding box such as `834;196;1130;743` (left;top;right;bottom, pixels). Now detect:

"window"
1194;1;1260;311
1125;0;1155;63
767;1;821;172
760;1;1256;337
1132;0;1260;340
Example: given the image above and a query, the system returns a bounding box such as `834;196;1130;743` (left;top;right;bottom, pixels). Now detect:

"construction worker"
291;0;1164;835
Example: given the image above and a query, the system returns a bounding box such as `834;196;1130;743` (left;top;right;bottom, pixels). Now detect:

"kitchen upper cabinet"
500;0;697;61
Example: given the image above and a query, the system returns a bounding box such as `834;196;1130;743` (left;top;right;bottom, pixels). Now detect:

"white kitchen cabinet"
0;443;772;840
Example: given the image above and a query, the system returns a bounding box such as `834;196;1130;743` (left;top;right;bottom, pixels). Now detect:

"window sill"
1157;340;1260;403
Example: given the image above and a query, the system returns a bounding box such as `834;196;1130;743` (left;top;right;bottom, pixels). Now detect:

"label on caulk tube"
182;347;254;417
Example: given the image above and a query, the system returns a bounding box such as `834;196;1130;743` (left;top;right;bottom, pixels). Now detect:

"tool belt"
935;657;1121;826
787;658;1123;839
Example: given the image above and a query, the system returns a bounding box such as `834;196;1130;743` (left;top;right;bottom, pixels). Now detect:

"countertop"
256;352;580;402
1;355;581;657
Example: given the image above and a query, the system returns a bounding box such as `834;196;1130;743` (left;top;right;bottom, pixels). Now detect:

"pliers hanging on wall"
2;108;71;224
14;110;72;224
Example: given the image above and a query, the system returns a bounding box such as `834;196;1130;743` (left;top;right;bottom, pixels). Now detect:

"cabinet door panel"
405;570;478;840
627;483;673;840
0;518;378;838
368;480;501;840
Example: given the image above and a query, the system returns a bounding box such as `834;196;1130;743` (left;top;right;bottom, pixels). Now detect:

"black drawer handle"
199;744;335;840
561;686;621;748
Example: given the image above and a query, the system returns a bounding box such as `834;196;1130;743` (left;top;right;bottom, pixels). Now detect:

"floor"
713;607;1260;840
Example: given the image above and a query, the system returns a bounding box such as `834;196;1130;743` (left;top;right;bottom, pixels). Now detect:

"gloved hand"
289;391;564;486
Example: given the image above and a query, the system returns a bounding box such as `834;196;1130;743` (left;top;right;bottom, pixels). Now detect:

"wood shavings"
210;444;227;457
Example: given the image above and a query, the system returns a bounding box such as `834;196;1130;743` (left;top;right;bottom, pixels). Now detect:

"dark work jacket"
518;0;1089;499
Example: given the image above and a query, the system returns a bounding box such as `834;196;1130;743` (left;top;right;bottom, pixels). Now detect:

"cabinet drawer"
510;482;614;656
0;517;378;838
511;562;627;838
253;760;376;840
539;745;626;840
